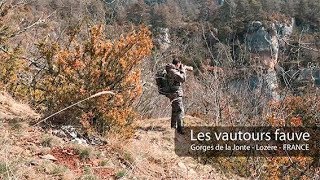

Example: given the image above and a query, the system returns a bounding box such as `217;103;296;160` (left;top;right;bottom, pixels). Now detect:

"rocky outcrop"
154;27;171;51
245;18;294;100
246;21;279;67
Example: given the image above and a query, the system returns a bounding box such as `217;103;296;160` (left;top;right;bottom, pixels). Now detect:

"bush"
0;2;28;93
1;23;152;137
31;25;152;136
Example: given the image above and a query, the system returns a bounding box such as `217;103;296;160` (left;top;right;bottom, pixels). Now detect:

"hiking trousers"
169;96;184;132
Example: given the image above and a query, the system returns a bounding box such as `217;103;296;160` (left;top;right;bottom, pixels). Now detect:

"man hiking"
165;57;192;134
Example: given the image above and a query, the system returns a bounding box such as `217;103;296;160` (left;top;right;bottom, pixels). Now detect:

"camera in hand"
180;64;193;71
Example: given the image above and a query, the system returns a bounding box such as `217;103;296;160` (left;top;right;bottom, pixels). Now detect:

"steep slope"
0;93;242;179
0;91;40;120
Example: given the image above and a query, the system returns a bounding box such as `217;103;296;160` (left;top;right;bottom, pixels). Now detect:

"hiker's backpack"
155;68;172;95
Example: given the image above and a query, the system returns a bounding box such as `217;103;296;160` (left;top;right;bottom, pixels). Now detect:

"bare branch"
283;39;320;52
6;10;56;39
33;90;115;126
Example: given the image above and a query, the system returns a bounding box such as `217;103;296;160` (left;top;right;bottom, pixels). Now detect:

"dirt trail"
124;116;243;179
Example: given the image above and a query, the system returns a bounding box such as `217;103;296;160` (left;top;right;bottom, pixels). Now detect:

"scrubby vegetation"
0;1;153;137
0;0;319;179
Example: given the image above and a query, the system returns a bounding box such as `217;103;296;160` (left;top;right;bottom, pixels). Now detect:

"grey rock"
275;18;295;38
61;125;78;138
246;21;278;54
245;18;294;100
144;0;166;5
71;138;88;145
155;27;171;51
87;136;105;146
51;125;105;146
283;68;320;89
246;18;294;57
265;70;280;100
52;129;67;138
40;154;57;161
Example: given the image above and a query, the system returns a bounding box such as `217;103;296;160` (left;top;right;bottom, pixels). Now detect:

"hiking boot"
171;123;176;129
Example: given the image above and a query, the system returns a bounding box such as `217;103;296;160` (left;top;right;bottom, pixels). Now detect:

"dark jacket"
165;63;186;97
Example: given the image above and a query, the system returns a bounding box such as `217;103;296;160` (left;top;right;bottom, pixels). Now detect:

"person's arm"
170;67;186;83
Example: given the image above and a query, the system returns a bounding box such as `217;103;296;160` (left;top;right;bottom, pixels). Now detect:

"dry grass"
120;116;243;179
0;91;40;121
0;91;241;179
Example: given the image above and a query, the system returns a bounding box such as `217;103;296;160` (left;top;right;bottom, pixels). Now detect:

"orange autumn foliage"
28;25;153;137
265;95;319;179
0;2;29;93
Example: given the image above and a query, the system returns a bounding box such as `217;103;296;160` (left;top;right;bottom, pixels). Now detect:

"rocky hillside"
0;93;243;179
1;0;319;179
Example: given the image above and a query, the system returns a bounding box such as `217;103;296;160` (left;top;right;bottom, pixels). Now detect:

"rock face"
154;27;171;51
246;19;294;52
245;19;294;100
246;21;279;67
